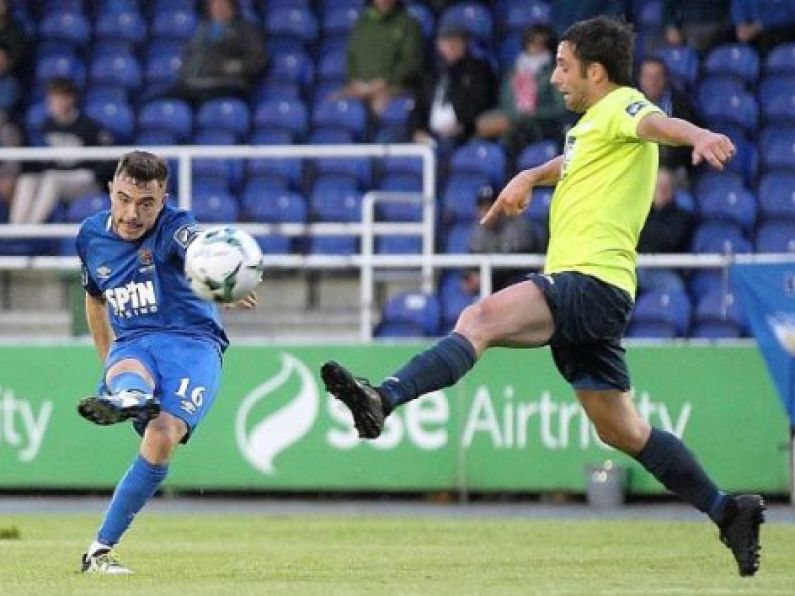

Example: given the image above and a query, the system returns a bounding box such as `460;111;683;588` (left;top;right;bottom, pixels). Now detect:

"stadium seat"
38;11;91;45
255;235;293;255
449;141;507;187
150;9;198;41
765;42;795;76
89;54;142;90
246;157;303;189
717;133;757;185
500;1;551;32
85;99;134;140
380;155;423;179
250;128;295;145
36;54;86;88
145;48;183;88
95;10;147;44
308;128;355;145
703;43;760;85
697;187;757;231
65;193;110;222
691;222;752;254
759;127;795;171
84;84;129;104
191;190;240;223
759;77;795;124
439;2;494;45
253;81;302;104
442;174;488;222
153;0;196;12
376;235;423;255
626;288;691;338
696;76;746;112
193;129;240;190
439;273;477;332
691;289;745;339
138;99;193;142
265;7;318;53
376;292;440;337
444;222;474;254
253;99;308;140
242;187;308;224
525;187;554;224
700;91;758;132
196;98;251;140
193;173;231;193
320;0;364;12
375;177;423;222
309;235;358;255
655;45;699;88
312;98;368;141
755;221;795;252
267;51;314;91
405;2;435;38
694;171;744;197
317;50;348;87
310;177;362;222
312;156;371;187
516;140;558;172
321;6;360;38
758;172;795;220
136;129;178;145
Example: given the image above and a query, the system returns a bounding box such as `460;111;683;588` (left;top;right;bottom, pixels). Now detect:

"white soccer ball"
185;226;264;303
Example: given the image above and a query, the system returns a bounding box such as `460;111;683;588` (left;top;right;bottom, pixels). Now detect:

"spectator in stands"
637;57;697;173
470;185;544;291
663;0;732;52
174;0;266;105
0;0;30;82
410;24;496;148
0;43;20;113
476;25;567;157
10;78;115;224
340;0;424;115
637;167;694;291
732;0;795;54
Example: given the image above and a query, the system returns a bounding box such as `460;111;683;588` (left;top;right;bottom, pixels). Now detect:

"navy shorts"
528;271;634;392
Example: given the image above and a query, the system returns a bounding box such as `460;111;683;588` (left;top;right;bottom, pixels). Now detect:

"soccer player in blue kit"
74;151;257;574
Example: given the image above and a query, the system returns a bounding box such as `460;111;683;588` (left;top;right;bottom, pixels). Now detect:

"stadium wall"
0;343;788;494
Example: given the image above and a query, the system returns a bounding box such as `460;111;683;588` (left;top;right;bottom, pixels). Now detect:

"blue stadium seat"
759;127;795;171
439;2;494;45
703;43;760;85
500;1;550;32
250;129;295;145
321;6;360;38
145;48;183;88
376;236;423;255
312;156;371;187
255;235;293;255
765;42;795;76
138;99;193;142
439;273;477;332
655;45;699;88
85;99;134;140
36;54;86;88
253;81;302;104
691;289;745;339
525;187;554;224
308;128;354;145
444;222;474;253
312;98;368;141
758;172;795;220
376;95;415;139
154;0;196;12
310;176;362;222
136;129;178;145
193;129;240;190
91;40;136;60
193;173;230;193
376;292;440;337
700;91;758;132
442;174;488;222
694;171;744;197
84;85;129;105
633;0;663;30
90;54;142;90
379;172;422;192
317;50;347;86
266;0;313;13
406;2;435;38
755;221;795;252
759;77;795;124
196;98;251;140
192;190;239;223
246;157;303;189
320;0;364;12
375;177;423;222
697;187;757;231
150;9;198;41
688;270;723;301
449;141;507;187
95;10;147;44
381;155;423;178
696;76;746;112
267;51;314;91
309;235;358;255
516;140;558;172
243;187;308;224
718;133;757;184
65;193;110;223
38;11;91;45
265;7;318;53
691;222;752;254
253;99;308;139
626;288;691;338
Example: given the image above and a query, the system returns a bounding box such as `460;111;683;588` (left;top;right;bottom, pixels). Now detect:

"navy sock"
109;371;152;395
635;428;730;525
379;332;477;410
97;455;168;546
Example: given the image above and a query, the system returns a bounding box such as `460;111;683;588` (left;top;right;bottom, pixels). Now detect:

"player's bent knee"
455;301;496;346
595;423;649;455
141;416;186;463
106;359;154;387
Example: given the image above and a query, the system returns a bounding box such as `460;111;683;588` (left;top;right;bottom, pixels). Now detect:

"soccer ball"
184;226;264;303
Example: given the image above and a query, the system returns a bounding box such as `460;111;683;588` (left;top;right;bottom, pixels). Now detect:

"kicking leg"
577;388;764;577
78;359;160;426
322;280;554;438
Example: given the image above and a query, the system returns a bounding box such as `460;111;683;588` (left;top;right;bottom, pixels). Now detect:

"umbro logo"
96;265;112;279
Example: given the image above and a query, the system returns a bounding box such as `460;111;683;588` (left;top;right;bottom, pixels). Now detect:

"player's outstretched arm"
637;113;736;171
480;155;564;225
85;293;114;361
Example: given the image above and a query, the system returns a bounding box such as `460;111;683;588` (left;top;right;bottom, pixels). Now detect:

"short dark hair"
46;77;78;97
561;16;634;86
641;56;668;75
114;151;169;185
522;24;555;53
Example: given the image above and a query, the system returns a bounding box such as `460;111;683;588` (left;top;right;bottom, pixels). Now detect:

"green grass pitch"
2;513;794;595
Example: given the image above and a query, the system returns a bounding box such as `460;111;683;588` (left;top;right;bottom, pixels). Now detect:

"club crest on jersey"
96;265;112;279
174;223;202;249
138;249;153;266
625;101;648;116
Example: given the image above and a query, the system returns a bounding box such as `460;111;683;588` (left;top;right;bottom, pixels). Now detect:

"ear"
588;61;607;83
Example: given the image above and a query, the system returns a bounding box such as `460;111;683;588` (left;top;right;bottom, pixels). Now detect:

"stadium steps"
0;311;71;336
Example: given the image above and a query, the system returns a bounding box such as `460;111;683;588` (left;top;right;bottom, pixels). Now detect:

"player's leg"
322;278;555;438
78;358;160;425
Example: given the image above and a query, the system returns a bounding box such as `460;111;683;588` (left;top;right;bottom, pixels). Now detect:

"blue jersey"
76;204;229;352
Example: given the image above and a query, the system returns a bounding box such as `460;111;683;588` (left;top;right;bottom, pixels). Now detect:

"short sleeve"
164;210;202;261
614;96;664;140
75;227;102;297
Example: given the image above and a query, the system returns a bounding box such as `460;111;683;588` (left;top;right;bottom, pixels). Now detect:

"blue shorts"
528;271;634;392
104;332;223;442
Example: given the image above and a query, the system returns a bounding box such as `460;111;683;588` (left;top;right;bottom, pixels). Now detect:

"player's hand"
480;171;535;225
224;292;258;309
692;130;735;171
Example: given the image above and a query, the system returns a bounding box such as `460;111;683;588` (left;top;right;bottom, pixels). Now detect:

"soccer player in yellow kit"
321;17;763;576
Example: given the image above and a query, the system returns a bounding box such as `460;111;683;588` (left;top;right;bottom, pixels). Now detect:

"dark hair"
46;77;78;97
114;151;169;185
561;16;634;86
641;56;668;75
522;24;555;54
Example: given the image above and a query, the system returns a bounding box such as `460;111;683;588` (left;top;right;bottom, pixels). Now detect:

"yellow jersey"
545;86;663;296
